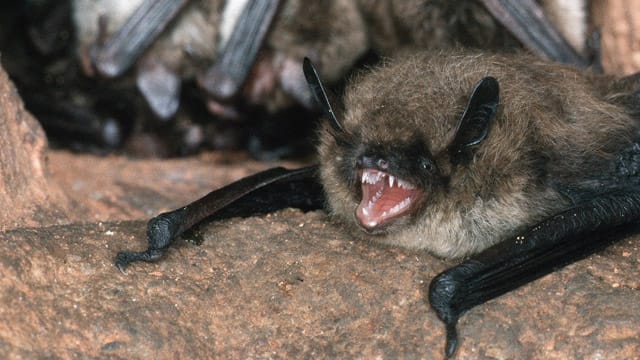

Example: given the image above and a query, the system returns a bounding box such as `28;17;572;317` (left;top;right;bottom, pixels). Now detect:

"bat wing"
428;186;640;357
116;58;336;273
199;0;281;100
479;0;589;67
90;0;188;78
115;165;325;272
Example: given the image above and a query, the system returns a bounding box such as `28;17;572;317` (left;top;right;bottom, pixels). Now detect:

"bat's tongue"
356;169;420;229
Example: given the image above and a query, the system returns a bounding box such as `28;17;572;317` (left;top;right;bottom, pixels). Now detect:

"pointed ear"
303;57;345;133
449;76;499;164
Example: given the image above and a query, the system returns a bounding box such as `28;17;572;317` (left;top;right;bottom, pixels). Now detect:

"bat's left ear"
449;76;500;165
303;57;345;134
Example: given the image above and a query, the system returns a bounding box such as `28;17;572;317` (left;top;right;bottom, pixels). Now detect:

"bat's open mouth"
356;168;422;230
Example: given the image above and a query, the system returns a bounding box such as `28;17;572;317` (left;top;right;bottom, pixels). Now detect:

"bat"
74;0;590;121
69;0;594;159
115;50;640;357
73;0;220;120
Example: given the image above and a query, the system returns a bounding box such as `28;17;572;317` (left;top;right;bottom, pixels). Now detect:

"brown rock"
46;151;277;222
0;205;638;359
0;64;72;230
592;0;640;75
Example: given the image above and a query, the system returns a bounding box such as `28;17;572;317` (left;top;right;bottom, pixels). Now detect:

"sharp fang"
362;171;373;184
362;170;385;184
398;179;415;190
362;169;416;189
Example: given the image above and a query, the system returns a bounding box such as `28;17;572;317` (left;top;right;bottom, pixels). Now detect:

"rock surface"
593;0;640;75
0;64;71;230
0;208;638;359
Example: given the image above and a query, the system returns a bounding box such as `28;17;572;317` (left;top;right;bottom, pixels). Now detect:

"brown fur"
76;0;579;119
73;0;223;77
267;0;520;88
318;50;639;258
357;0;519;54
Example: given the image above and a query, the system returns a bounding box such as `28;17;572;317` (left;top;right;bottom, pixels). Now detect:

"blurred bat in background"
75;0;590;121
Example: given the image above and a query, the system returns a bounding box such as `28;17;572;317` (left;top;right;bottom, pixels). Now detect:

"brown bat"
115;50;640;357
73;0;220;119
75;0;590;120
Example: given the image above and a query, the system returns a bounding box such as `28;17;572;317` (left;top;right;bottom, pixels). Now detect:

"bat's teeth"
390;197;412;215
361;169;386;185
374;189;383;202
397;179;416;190
362;171;372;184
360;169;417;190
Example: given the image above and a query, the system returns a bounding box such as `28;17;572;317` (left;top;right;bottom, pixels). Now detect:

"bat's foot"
115;248;165;274
115;211;183;273
428;269;464;358
445;323;459;358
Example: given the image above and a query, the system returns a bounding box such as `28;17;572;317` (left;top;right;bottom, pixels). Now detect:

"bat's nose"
357;155;389;170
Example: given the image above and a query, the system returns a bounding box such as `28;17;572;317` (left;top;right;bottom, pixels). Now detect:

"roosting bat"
75;0;590;120
115;50;640;356
69;0;595;158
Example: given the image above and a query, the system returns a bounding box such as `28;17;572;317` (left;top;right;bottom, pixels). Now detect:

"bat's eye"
377;159;389;169
421;159;435;172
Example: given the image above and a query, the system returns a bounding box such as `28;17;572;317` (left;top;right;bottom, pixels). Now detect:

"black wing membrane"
429;187;640;357
115;165;325;272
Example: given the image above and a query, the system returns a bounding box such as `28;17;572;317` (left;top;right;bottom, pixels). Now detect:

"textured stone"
592;0;640;75
47;150;282;222
0;204;638;359
0;63;70;230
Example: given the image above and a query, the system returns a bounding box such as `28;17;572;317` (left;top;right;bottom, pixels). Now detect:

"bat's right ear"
449;76;500;165
303;57;345;133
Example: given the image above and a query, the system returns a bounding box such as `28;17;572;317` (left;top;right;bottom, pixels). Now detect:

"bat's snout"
355;168;422;230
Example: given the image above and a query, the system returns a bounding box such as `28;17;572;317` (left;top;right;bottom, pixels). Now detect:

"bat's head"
306;51;640;257
305;55;500;241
